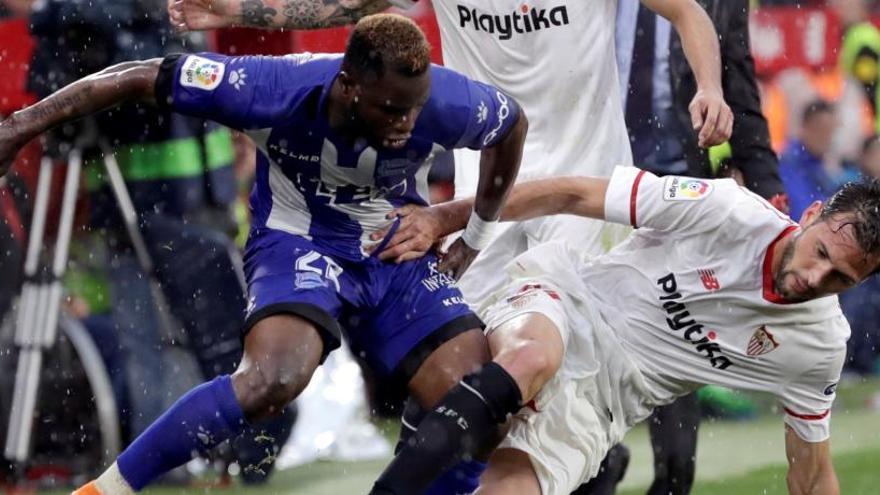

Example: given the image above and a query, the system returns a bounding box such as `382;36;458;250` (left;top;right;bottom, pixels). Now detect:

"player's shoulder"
418;64;513;144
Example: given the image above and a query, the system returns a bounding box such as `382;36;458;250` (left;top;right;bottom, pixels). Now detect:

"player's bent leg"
75;314;326;494
476;448;542;495
232;313;325;421
489;312;565;403
371;328;523;495
407;328;490;407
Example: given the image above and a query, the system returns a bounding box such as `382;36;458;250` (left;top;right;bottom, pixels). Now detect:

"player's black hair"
862;133;880;155
342;13;431;81
820;178;880;275
801;99;835;125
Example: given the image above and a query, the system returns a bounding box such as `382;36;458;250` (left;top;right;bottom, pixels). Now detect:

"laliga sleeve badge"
180;55;225;91
663;176;714;201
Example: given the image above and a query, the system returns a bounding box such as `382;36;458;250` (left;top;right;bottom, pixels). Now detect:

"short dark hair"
820;178;880;274
863;133;880;155
802;99;835;125
342;14;431;81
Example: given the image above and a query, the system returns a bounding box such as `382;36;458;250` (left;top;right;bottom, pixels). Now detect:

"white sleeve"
779;330;847;442
603;166;738;233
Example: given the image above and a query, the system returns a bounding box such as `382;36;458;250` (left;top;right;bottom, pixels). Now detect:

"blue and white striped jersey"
156;52;520;260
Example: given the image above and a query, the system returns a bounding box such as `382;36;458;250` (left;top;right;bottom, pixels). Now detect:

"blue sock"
425;459;488;495
117;375;247;490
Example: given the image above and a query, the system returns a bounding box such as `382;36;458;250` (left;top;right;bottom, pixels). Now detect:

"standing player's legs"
646;392;700;495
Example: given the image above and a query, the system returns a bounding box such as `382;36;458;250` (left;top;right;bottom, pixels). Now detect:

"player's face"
348;69;430;150
774;204;878;302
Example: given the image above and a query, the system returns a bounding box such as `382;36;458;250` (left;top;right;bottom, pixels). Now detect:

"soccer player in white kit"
378;170;880;494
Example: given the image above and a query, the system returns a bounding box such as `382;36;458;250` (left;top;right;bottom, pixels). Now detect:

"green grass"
44;379;879;494
619;447;880;495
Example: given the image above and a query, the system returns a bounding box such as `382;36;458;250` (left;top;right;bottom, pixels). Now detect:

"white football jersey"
506;167;849;443
422;0;633;197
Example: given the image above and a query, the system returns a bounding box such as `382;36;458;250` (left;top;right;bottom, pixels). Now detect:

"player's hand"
168;0;237;32
371;204;445;263
438;237;479;280
689;87;733;148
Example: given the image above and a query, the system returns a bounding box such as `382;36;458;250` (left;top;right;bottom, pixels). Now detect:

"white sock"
95;462;136;495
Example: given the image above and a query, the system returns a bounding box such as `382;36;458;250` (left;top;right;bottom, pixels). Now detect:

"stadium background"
0;0;879;493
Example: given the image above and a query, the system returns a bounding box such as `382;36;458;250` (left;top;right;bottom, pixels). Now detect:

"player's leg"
476;448;542;495
73;231;344;494
371;282;566;494
646;392;700;495
388;223;528;495
74;314;326;495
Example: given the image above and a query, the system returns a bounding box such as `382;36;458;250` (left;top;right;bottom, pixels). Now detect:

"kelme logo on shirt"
180;55;225;91
457;4;569;40
663;176;714;201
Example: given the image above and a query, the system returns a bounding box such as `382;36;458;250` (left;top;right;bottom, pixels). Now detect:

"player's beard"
773;231;812;302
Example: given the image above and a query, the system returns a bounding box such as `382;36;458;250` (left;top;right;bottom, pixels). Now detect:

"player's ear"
798;201;824;226
337;70;360;102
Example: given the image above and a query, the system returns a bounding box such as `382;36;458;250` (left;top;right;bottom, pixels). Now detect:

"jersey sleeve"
779;321;847;442
603;166;740;233
451;78;522;150
154;52;316;130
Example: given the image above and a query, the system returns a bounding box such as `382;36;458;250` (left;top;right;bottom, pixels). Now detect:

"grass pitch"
45;378;879;494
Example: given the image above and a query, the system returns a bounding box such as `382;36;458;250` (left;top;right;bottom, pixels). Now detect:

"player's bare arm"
375;174;609;265
412;110;527;277
0;59;162;176
168;0;392;31
784;425;839;495
642;0;733;147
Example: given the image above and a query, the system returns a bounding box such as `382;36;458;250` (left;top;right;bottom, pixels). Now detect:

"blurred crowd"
0;0;879;488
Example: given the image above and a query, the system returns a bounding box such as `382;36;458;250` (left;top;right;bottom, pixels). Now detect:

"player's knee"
494;339;561;400
234;358;310;419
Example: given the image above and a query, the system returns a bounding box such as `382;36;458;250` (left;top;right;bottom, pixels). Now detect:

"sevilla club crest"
747;326;779;356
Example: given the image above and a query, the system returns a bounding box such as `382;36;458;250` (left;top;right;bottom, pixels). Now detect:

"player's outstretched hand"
372;204;446;263
689;87;733;148
437;237;479;280
168;0;237;32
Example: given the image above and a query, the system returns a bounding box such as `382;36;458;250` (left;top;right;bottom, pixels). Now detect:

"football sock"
396;399;487;495
425;459;487;495
116;375;247;490
93;462;134;494
370;362;521;495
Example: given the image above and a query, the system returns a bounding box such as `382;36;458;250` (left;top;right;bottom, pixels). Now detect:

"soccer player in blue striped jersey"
0;14;528;494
